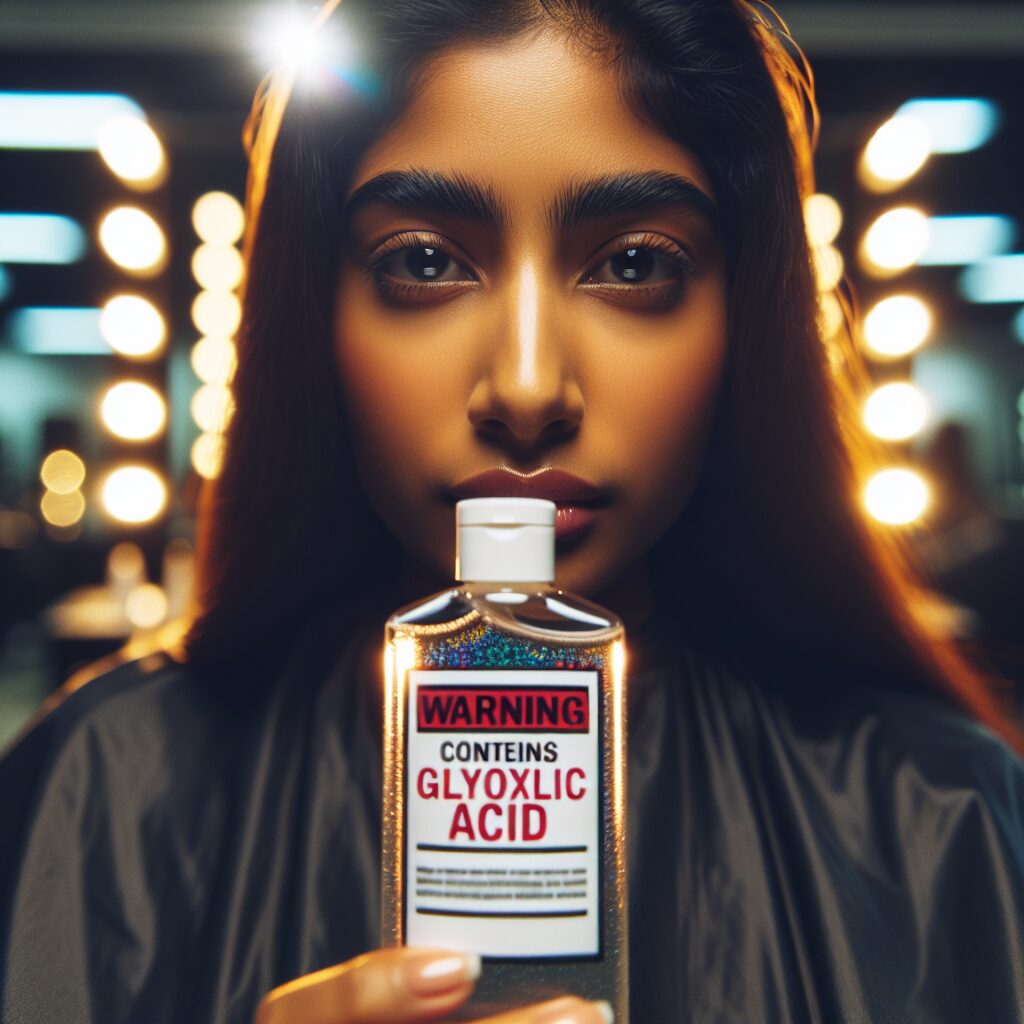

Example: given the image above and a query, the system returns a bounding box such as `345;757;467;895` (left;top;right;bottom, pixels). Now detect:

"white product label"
405;669;601;959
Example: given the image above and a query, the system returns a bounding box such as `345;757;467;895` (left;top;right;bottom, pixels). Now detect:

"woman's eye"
589;246;678;285
581;236;699;310
375;244;472;284
362;232;475;305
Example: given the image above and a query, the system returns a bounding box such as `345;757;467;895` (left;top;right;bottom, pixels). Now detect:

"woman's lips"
554;504;597;542
446;466;607;545
448;467;607;504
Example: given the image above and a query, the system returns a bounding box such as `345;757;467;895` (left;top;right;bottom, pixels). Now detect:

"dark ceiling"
0;2;1022;56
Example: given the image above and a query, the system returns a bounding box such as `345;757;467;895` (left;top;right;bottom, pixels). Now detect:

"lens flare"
863;382;929;440
97;115;166;188
99;294;166;358
191;290;241;337
190;336;237;385
192;192;244;246
101;465;168;524
190;432;226;479
40;488;86;527
859;115;931;191
191;243;244;291
190;384;235;433
863;295;933;359
860;207;930;276
125;583;168;629
804;193;843;246
864;468;930;525
98;206;166;273
100;380;167;441
40;449;86;494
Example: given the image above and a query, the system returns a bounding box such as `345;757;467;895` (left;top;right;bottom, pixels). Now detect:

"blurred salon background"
0;0;1022;748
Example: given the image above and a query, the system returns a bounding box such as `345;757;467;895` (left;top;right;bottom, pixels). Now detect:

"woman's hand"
254;946;613;1023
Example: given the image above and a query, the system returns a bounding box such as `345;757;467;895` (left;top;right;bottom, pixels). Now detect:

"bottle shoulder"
386;583;623;642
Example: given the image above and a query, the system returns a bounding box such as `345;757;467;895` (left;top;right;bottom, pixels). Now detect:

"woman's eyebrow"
342;168;718;232
550;171;718;231
343;169;510;231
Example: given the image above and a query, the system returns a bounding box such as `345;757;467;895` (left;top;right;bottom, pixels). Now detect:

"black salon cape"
2;605;1023;1024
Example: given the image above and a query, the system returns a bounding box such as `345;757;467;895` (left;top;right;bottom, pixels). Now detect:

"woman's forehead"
344;29;717;209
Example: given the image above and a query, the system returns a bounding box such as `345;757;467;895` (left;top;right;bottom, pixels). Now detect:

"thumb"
256;946;481;1024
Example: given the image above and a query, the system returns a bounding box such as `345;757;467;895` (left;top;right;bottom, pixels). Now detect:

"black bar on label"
416;907;587;918
416;843;588;853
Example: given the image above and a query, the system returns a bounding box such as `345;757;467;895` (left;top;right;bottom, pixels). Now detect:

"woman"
2;1;1022;1022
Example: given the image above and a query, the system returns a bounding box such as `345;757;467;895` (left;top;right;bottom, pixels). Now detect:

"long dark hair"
183;0;1024;754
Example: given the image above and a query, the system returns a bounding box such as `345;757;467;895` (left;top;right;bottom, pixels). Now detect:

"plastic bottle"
382;497;628;1020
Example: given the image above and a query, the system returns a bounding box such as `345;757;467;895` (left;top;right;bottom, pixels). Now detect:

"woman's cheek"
590;333;727;519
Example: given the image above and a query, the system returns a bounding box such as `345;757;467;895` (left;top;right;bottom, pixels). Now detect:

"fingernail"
532;999;610;1024
405;951;481;996
537;997;614;1024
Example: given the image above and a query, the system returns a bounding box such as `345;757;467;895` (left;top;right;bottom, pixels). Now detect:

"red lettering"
417;686;590;731
444;802;551;842
509;769;529;799
417;767;438;799
462;768;481;800
479;803;502;841
448;802;474;840
483;768;506;800
523;803;546;840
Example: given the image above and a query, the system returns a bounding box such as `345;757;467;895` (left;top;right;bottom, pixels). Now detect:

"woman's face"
334;28;728;606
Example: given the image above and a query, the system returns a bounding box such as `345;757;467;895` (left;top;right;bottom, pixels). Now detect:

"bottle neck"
459;580;557;593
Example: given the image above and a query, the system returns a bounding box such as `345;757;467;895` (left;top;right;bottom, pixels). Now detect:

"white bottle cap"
455;497;556;582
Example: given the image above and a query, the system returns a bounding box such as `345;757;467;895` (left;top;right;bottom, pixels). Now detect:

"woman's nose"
467;260;584;455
